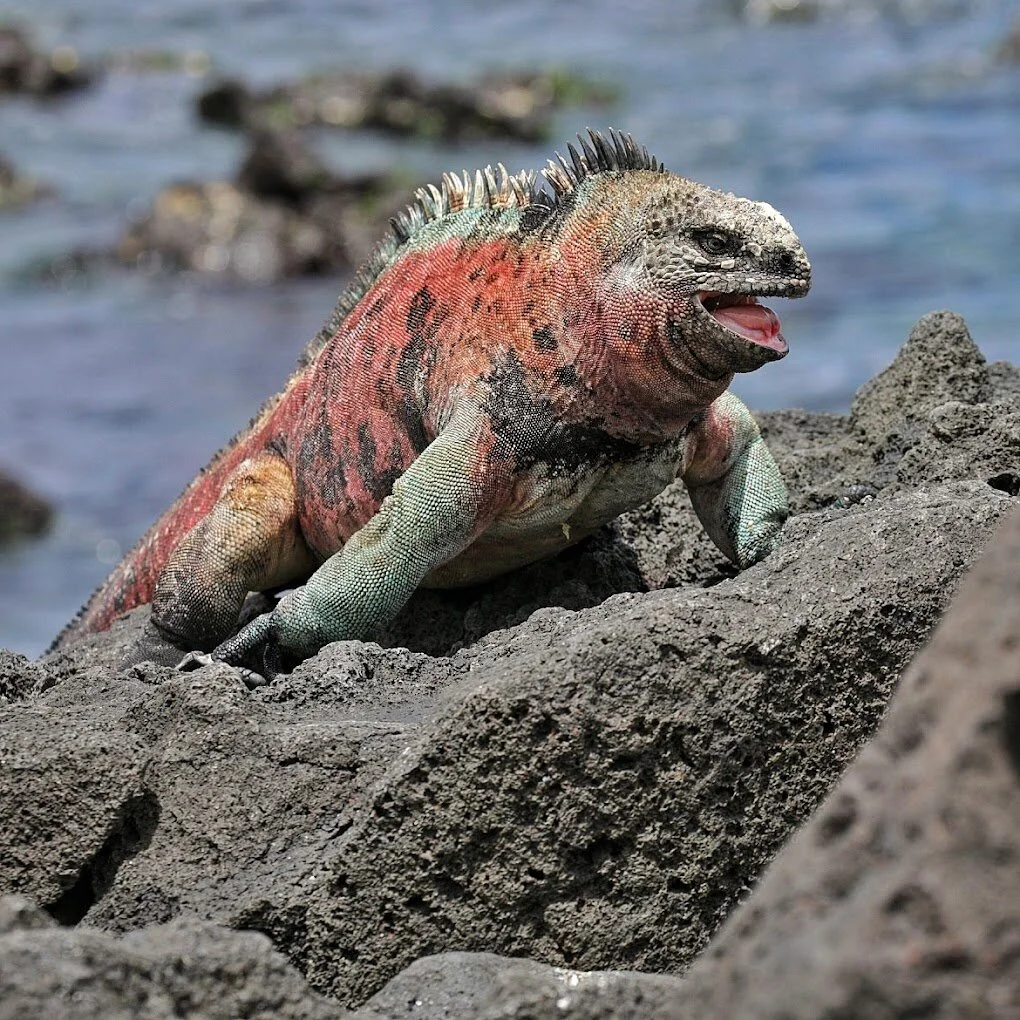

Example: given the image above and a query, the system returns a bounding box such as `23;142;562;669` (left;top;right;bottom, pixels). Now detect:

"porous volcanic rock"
352;951;683;1019
11;481;1013;1007
465;505;1020;1019
0;895;342;1019
671;507;1020;1020
1;311;1017;1013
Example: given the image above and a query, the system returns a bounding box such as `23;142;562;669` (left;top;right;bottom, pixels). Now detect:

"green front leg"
681;390;789;568
212;411;503;669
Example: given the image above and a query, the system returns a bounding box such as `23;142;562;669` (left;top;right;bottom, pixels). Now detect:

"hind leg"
125;452;316;667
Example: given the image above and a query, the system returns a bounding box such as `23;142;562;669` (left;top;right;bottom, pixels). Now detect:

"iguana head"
545;130;811;379
639;177;811;375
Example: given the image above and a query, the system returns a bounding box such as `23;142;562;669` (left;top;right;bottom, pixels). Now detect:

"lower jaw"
672;321;788;378
727;334;788;373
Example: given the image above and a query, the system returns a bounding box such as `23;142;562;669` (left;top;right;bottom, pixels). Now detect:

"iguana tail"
48;397;287;654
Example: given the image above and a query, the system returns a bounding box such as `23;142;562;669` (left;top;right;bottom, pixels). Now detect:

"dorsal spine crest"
301;129;666;365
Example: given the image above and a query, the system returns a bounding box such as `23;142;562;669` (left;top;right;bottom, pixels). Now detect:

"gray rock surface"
471;503;1020;1019
353;951;683;1020
0;894;342;1019
672;506;1020;1018
293;482;1010;1005
1;310;1017;1013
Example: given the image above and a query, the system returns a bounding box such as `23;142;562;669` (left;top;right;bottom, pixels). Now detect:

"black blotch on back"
406;286;436;337
483;352;639;474
532;326;557;351
355;422;401;501
554;365;580;388
295;349;345;512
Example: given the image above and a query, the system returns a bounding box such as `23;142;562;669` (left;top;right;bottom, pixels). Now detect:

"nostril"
773;249;798;276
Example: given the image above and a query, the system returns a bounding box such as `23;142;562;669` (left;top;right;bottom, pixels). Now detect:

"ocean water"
1;0;1018;655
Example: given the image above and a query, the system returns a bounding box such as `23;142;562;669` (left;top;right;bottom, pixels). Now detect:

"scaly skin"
52;130;811;676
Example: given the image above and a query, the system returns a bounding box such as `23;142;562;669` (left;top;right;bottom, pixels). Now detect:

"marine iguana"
52;129;811;678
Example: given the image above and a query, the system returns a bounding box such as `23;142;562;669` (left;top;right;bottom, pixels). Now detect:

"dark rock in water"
195;76;254;128
742;0;821;23
0;25;32;90
127;64;616;282
0;896;343;1019
0;25;96;97
1;312;1019;1013
116;179;340;280
0;469;53;542
195;67;618;143
116;131;408;281
235;128;336;205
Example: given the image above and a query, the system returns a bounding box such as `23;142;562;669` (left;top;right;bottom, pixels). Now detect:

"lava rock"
16;482;1011;1009
195;76;254;127
351;951;682;1019
659;504;1020;1018
235;128;336;205
0;896;343;1019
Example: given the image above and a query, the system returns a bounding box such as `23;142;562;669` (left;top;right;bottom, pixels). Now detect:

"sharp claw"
176;650;269;689
177;651;215;672
238;667;270;690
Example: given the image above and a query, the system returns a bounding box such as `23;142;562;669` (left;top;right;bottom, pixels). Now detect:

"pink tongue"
711;304;784;349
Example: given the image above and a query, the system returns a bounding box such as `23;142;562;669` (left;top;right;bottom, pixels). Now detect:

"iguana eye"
693;228;737;257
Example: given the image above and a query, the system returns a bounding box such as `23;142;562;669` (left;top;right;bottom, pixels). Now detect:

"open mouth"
698;292;788;355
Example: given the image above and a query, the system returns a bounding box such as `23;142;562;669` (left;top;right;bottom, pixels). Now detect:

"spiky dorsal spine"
390;163;544;242
543;128;666;197
301;130;665;365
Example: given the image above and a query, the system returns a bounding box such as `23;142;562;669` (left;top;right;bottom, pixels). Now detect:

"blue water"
1;0;1018;655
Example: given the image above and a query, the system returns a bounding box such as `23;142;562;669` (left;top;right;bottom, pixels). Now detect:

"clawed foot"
175;649;272;690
